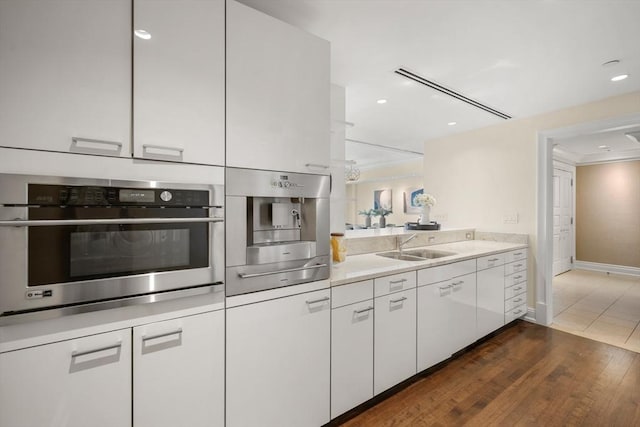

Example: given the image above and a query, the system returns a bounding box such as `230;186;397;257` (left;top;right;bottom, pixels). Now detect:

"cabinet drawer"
505;249;527;263
476;253;505;271
505;271;527;287
505;304;526;323
332;280;374;308
505;294;526;311
505;259;527;275
418;259;475;286
505;282;527;300
374;271;416;297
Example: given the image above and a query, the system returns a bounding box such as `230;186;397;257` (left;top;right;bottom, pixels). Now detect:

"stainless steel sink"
376;252;427;261
403;249;456;259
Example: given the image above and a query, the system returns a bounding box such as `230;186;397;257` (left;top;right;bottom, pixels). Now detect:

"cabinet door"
331;300;374;419
226;0;330;174
0;329;131;427
417;282;454;371
226;289;331;427
449;272;477;353
477;265;505;338
374;288;417;394
133;0;225;165
0;0;131;157
133;310;224;427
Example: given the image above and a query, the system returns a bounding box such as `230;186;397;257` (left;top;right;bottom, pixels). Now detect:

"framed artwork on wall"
404;188;423;214
373;189;392;210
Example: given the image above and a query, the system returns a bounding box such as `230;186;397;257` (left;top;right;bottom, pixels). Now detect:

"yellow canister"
330;233;346;263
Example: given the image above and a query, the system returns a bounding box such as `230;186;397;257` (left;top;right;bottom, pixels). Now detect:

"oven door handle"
0;217;224;227
238;263;328;279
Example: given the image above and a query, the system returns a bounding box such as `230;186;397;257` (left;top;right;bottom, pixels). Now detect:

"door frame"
536;112;640;325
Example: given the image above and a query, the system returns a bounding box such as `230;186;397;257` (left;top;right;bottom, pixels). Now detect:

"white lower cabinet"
0;329;132;427
476;265;505;338
226;289;331;427
331;299;374;419
374;288;417;395
133;310;225;427
417;268;477;372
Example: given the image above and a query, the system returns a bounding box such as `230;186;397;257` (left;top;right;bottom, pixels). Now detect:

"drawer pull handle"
354;306;374;314
72;341;122;358
513;275;523;280
305;163;330;170
488;258;500;262
438;285;452;296
142;144;184;159
513;309;523;315
72;137;123;152
513;298;523;303
389;279;407;284
142;328;183;342
514;264;523;268
452;280;464;286
513;252;523;256
390;297;408;304
306;296;330;305
513;287;523;291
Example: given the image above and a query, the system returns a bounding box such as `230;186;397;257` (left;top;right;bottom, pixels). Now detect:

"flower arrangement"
413;193;436;208
358;209;376;217
373;207;392;217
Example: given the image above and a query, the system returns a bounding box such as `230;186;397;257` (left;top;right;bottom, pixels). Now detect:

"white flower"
413;193;436;207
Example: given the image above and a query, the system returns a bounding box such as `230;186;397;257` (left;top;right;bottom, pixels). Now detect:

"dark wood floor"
340;321;640;426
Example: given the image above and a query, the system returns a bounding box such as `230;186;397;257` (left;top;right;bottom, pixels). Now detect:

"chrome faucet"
397;234;417;255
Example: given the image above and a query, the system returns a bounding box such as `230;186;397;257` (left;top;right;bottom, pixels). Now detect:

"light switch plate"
504;213;519;224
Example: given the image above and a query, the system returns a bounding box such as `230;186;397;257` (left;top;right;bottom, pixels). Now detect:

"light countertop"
330;240;528;286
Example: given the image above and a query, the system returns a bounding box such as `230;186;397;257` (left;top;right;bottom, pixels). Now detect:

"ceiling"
237;0;640;168
553;125;640;164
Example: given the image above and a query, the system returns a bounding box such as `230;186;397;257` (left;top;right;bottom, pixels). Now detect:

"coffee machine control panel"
270;175;303;189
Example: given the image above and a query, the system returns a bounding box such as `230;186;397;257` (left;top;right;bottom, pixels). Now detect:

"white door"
133;310;225;427
331;299;374;419
553;167;574;276
226;289;331;427
0;329;132;427
0;0;131;157
133;0;225;165
374;288;417;394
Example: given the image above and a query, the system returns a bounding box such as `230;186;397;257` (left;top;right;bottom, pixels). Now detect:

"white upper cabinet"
226;0;331;174
0;0;131;157
133;0;225;165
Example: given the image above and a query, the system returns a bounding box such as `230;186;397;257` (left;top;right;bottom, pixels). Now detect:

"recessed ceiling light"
134;29;152;40
598;145;610;149
611;74;628;82
377;99;387;104
447;122;457;126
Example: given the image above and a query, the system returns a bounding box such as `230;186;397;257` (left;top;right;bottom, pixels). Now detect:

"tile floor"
551;269;640;353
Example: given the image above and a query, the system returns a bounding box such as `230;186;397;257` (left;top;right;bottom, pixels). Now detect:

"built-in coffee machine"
225;168;330;296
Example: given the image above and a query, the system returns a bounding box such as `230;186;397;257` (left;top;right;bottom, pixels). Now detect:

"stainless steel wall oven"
0;174;224;321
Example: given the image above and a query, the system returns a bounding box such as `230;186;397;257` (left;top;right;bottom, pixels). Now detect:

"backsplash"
344;228;475;256
475;231;529;245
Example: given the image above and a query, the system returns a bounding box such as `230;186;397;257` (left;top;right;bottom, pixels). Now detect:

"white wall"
423;90;640;309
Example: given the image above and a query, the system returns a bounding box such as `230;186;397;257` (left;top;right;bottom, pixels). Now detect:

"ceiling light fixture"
598;145;610;149
134;29;152;40
345;160;360;182
376;99;387;104
448;121;457;126
611;74;628;82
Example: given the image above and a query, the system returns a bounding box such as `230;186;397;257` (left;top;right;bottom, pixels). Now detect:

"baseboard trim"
524;307;536;324
574;261;640;277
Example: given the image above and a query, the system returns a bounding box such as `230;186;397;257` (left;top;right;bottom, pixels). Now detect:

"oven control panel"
28;184;210;207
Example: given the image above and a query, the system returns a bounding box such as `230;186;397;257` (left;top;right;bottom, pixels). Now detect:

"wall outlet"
433;213;448;222
504;213;519;224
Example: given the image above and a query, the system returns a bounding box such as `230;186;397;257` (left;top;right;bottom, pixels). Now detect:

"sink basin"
376;252;427;261
403;249;456;259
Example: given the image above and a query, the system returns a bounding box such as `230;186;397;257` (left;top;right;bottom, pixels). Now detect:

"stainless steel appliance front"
0;173;224;320
226;168;330;296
